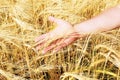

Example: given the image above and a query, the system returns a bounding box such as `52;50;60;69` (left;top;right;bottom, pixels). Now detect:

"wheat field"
0;0;120;80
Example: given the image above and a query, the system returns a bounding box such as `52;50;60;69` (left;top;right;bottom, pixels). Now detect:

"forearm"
74;5;120;35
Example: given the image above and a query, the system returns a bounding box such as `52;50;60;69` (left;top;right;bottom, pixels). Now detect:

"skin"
35;5;120;54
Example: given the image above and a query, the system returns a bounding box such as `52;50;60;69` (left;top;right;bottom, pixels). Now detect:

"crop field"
0;0;120;80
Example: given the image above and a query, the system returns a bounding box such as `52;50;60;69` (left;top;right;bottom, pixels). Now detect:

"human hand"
35;16;80;54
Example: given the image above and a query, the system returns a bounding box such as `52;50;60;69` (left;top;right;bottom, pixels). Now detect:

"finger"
42;43;55;54
36;41;45;51
34;32;53;47
53;37;77;53
42;38;62;54
35;33;48;42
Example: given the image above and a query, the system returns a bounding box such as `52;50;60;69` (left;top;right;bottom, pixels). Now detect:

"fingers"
42;39;62;54
36;37;77;54
34;32;80;53
34;32;52;48
52;37;77;53
42;43;56;54
57;32;80;51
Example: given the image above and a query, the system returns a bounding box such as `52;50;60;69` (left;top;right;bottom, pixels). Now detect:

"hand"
35;16;80;54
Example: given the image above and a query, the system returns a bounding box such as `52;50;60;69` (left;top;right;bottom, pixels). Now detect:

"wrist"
73;17;104;35
73;22;92;35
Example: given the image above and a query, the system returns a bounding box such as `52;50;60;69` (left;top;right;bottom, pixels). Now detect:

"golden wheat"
0;0;120;80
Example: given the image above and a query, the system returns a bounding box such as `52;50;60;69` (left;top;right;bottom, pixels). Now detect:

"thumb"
48;16;63;25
